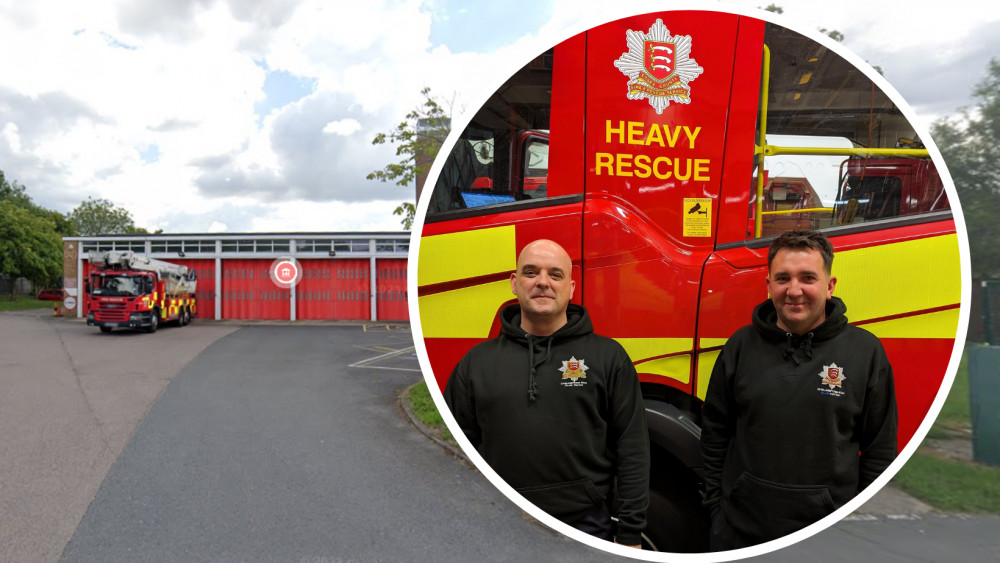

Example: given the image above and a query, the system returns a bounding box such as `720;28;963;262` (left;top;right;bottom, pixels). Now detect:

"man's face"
510;241;576;323
766;247;836;335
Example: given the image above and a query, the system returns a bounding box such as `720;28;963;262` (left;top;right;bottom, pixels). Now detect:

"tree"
68;196;143;236
0;200;62;298
0;171;76;237
763;5;847;45
367;87;452;230
933;58;1000;277
818;28;845;42
0;170;71;295
0;171;33;209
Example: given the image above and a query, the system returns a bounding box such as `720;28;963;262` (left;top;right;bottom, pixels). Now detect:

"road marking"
843;515;879;521
348;346;420;372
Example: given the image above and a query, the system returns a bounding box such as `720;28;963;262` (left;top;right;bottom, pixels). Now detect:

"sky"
0;0;997;234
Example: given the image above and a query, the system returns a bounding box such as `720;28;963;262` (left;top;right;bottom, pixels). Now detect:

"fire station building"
60;233;410;322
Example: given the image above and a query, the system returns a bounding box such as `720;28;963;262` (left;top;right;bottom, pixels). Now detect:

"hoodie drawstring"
526;334;554;401
782;331;815;366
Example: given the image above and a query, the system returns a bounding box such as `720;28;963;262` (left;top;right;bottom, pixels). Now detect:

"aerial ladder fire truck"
85;251;197;333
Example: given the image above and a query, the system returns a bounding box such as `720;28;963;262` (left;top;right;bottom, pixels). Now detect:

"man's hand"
616;543;641;549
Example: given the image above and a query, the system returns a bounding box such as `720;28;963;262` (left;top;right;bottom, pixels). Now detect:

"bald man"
444;239;650;547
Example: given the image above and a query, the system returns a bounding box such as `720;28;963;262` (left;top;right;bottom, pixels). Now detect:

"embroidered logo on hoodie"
818;363;846;397
559;356;589;387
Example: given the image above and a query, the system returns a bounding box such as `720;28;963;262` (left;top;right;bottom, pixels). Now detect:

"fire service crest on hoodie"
614;19;704;114
560;356;589;387
818;363;846;397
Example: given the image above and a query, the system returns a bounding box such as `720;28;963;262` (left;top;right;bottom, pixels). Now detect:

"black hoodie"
701;297;897;550
444;304;650;545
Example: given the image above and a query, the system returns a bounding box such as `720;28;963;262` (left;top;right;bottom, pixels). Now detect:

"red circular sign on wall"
269;257;302;289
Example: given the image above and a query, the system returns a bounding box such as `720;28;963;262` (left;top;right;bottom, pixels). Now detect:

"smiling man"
700;229;898;551
444;239;649;547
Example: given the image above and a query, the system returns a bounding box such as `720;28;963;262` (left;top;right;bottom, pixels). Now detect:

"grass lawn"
406;380;454;444
934;348;970;430
0;296;56;312
893;345;1000;514
893;453;1000;513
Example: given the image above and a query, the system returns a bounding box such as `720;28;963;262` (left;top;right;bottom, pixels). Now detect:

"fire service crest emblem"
820;363;846;389
614;19;704;114
559;356;589;387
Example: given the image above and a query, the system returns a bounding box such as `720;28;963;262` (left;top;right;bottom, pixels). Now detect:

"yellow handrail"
751;46;932;238
763;146;930;158
754;45;770;239
761;207;833;216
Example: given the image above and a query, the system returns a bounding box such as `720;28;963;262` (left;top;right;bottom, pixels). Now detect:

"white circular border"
406;1;972;561
269;256;303;289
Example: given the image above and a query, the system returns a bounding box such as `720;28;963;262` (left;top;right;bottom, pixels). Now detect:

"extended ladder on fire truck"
89;251;197;294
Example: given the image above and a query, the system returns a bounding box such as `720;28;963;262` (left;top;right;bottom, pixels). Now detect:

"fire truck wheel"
180;307;190;326
99;326;112;333
641;452;709;552
146;311;159;333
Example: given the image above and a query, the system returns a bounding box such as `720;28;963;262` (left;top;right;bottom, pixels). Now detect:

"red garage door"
376;259;408;321
296;259;370;320
171;259;215;320
221;259;289;320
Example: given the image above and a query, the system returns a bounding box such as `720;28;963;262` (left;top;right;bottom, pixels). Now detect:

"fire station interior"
428;20;947;229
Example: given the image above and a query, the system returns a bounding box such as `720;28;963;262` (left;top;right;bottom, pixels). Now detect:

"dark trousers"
567;502;614;542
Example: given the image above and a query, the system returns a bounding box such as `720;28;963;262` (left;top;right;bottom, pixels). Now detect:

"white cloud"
2;122;21;153
322;118;362;136
0;0;992;233
247;200;406;232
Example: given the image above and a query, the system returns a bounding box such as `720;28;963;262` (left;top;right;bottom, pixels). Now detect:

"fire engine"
86;251;197;333
415;10;963;552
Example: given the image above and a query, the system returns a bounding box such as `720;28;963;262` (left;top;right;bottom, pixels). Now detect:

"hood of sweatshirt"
498;303;594;401
752;296;849;366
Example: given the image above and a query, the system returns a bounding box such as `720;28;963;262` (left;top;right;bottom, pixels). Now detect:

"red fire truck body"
86;251;197;333
416;11;962;551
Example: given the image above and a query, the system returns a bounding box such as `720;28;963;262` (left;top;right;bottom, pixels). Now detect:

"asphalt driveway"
6;309;997;563
4;316;608;562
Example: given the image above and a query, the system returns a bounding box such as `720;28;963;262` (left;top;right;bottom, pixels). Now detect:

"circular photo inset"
409;6;969;560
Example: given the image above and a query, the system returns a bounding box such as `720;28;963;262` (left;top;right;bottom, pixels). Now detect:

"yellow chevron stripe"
612;338;692;362
833;234;960;323
419;226;516;287
697;350;721;401
632;354;691;384
612;338;693;385
419;280;513;339
861;308;959;339
699;308;957;348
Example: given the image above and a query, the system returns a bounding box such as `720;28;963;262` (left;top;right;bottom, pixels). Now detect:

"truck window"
522;137;549;199
427;50;554;217
91;275;144;297
749;23;949;239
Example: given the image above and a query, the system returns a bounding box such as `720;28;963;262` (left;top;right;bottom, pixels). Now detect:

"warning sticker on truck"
683;198;712;237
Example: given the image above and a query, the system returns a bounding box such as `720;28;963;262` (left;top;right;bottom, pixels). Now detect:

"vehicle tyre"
180;307;190;326
146;310;159;333
641;453;710;552
99;326;113;333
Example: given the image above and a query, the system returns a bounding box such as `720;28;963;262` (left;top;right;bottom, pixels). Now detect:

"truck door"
578;12;762;403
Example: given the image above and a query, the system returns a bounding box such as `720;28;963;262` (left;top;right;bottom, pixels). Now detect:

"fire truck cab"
417;11;962;552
